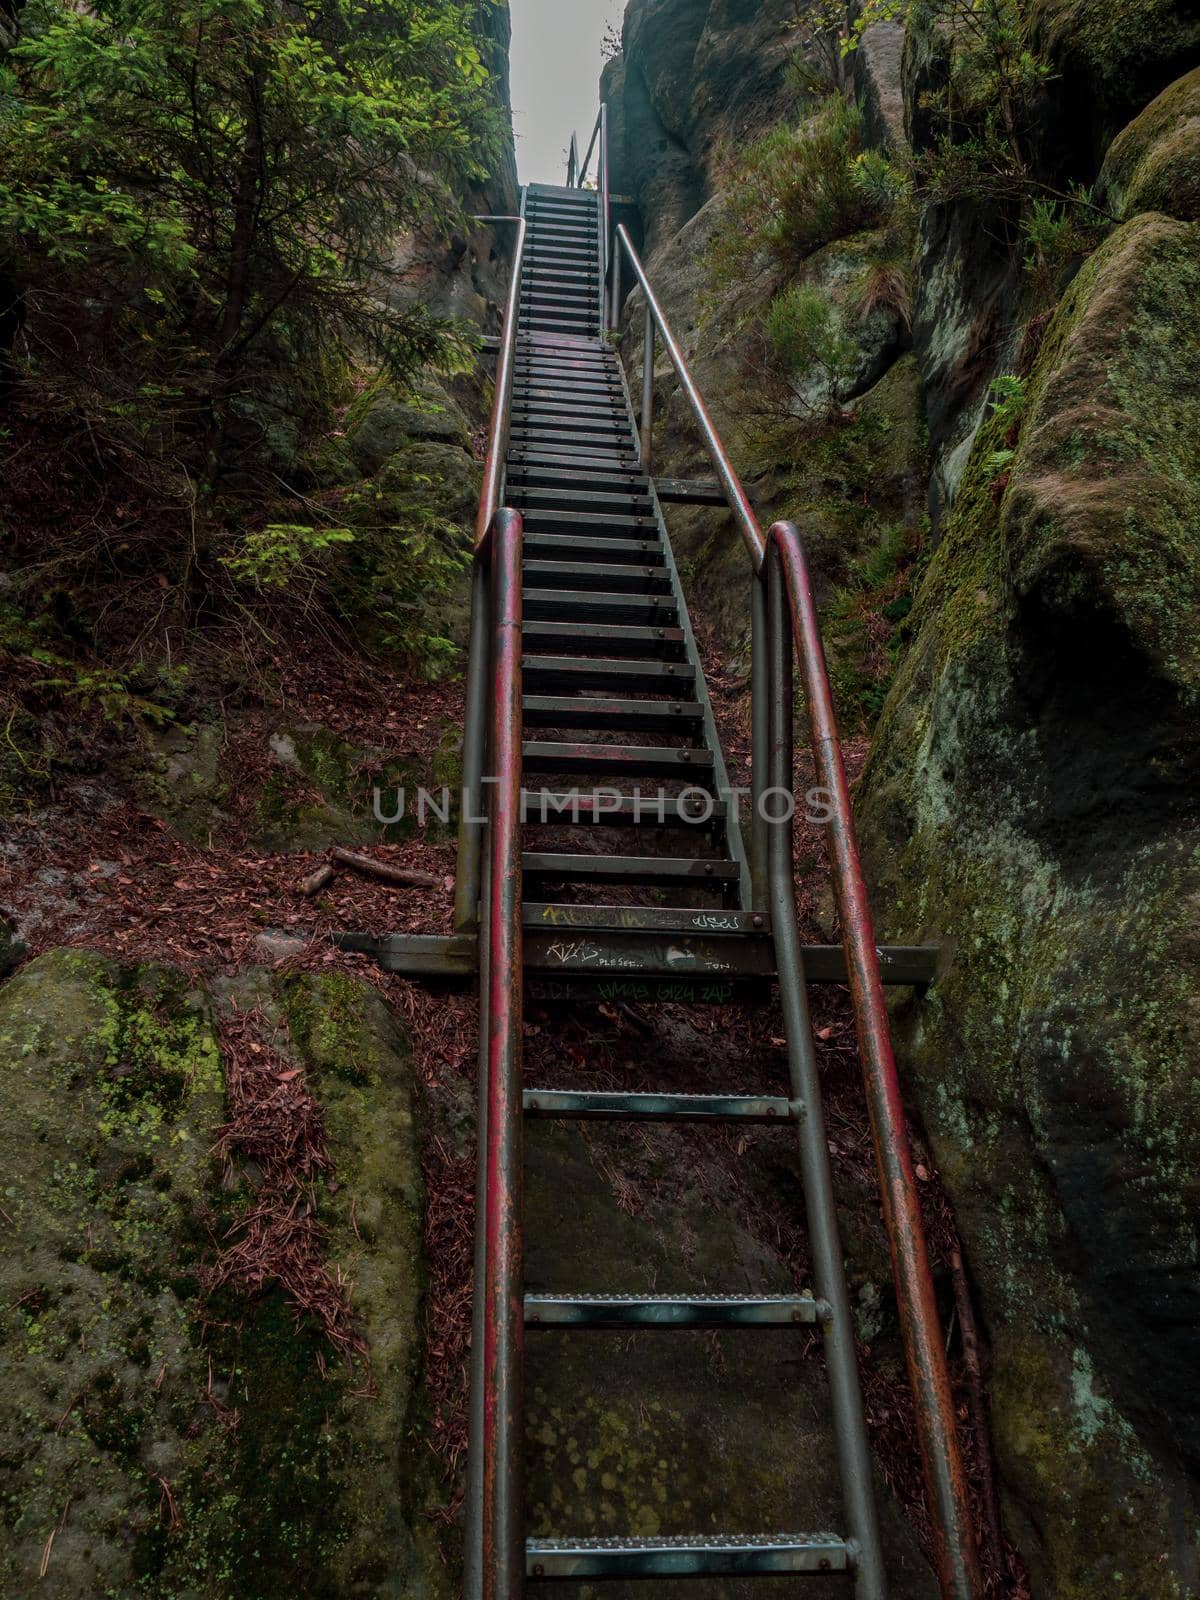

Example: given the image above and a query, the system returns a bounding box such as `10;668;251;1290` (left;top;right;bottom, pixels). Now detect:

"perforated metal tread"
525;1532;852;1580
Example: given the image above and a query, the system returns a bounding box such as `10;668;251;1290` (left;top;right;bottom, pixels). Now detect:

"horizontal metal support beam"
524;1294;828;1329
331;931;943;987
653;476;728;505
526;1533;851;1581
523;1090;803;1123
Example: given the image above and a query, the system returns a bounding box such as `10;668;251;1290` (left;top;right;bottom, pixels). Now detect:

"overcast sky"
509;0;628;186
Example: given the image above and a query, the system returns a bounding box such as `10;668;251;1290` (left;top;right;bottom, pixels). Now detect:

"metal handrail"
577;112;601;186
465;504;525;1600
606;210;981;1597
457;225;529;1600
455;211;528;933
765;523;982;1600
569;105;611;331
613;223;764;567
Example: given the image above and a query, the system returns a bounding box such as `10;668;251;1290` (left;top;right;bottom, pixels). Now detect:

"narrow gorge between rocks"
0;3;1197;1598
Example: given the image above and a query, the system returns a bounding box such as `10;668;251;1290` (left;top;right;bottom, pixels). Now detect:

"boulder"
1099;65;1200;221
345;376;472;477
606;0;802;261
0;952;449;1597
1028;0;1200;144
618;190;926;698
853;21;907;153
858;212;1200;1597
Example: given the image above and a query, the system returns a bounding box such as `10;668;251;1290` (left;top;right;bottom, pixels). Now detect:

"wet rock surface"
0;952;447;1599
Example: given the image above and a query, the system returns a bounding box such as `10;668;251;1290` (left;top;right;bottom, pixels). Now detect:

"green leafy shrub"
1021;193;1109;298
710;96;893;295
221;524;355;592
764;283;858;401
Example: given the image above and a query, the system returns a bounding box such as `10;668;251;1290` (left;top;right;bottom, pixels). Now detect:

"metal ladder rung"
526;1533;850;1581
524;1294;830;1329
524;1089;802;1123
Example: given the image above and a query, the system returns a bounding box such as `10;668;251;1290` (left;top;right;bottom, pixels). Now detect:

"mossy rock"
136;721;229;845
0;950;224;1597
1028;0;1200;136
372;440;482;533
857;211;1200;1592
0;952;451;1596
345;377;472;476
1099;66;1200;222
253;721;459;851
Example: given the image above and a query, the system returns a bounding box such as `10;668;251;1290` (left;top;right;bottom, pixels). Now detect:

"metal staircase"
366;110;984;1600
512;183;753;933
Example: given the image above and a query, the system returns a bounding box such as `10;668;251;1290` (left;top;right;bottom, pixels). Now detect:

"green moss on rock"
1100;66;1200;222
1029;0;1200;133
858;211;1200;1594
0;955;450;1596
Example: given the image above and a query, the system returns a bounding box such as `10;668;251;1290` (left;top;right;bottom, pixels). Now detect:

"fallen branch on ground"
329;847;440;889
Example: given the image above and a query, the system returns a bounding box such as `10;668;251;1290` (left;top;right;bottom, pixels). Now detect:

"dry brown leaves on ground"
201;1005;369;1371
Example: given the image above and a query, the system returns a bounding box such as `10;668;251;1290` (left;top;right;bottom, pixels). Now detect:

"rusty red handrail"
766;521;982;1600
466;505;525;1599
456;212;528;934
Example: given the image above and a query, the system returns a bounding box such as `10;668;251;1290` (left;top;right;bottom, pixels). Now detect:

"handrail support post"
640;304;655;471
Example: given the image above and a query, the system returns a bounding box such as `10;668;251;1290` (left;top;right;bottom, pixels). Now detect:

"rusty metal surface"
455;210;529;935
467;508;527;1600
767;522;983;1600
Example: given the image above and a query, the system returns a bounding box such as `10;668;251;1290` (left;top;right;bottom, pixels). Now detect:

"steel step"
514;490;654;515
521;266;598;280
520;292;600;310
509;405;628;427
523;534;664;563
509;465;646;489
510;450;640;474
522;693;699;728
526;242;598;257
525;1534;850;1582
521;564;671;595
522;656;696;691
521;624;687;659
511;428;635;452
510;378;624;399
522;742;712;778
522;853;738;888
520;331;605;349
509;400;627;416
524;1295;826;1329
511;434;632;457
511;406;628;427
512;353;614;371
522;592;676;626
521;791;723;826
524;1091;801;1123
525;903;762;933
524;320;600;336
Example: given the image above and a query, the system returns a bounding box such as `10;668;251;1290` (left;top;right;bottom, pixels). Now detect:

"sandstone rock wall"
603;1;1200;1592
